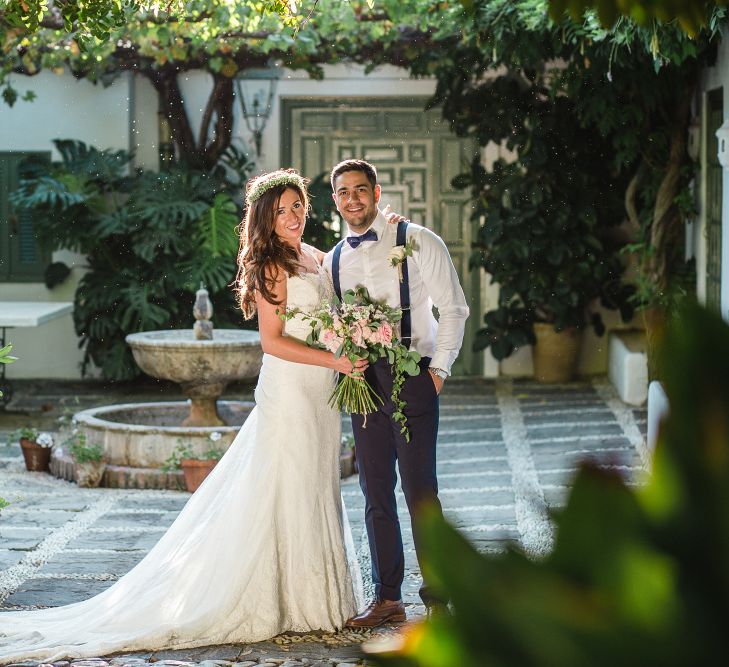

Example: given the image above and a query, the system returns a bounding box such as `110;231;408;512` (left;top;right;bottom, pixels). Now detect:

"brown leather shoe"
345;598;406;628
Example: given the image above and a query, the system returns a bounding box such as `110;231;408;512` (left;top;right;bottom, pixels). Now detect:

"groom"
325;159;469;626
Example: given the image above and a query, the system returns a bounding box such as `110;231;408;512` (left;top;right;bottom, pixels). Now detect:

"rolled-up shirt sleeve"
413;227;470;374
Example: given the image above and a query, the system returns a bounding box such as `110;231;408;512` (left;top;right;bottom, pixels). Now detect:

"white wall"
0;68;132;154
0;69;133;378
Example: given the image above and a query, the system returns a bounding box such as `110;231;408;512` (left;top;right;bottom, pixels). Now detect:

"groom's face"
332;170;381;233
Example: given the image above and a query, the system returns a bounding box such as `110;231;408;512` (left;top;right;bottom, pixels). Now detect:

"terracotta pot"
532;323;582;383
75;461;106;488
180;458;217;492
20;438;52;472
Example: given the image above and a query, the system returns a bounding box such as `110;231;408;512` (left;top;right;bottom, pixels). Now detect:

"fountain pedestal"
180;382;227;427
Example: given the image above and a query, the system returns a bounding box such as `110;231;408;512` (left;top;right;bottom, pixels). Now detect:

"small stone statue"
193;283;214;340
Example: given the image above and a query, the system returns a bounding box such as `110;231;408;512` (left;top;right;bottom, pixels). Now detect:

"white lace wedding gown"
0;267;362;664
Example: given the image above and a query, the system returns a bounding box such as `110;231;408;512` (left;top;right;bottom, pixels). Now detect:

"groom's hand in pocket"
428;368;444;395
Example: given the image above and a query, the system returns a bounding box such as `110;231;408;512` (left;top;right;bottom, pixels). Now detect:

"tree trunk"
201;74;234;170
149;66;235;169
151;67;198;165
647;72;696;293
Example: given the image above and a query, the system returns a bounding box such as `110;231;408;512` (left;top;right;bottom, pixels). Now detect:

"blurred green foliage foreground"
367;302;729;666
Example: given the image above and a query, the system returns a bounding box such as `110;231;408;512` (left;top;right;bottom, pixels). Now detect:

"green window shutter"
0;151;51;282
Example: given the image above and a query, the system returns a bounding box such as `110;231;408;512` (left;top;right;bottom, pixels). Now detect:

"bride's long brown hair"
235;171;310;319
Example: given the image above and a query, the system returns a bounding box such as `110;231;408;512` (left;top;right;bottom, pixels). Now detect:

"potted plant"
65;431;106;488
459;117;635;382
11;427;54;472
162;433;225;492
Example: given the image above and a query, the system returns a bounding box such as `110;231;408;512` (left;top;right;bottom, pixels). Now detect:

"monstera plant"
10;139;253;380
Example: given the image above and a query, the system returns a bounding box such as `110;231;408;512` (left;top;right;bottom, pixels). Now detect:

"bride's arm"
256;267;367;377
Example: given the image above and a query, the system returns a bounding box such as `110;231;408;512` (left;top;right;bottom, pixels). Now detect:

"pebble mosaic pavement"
0;378;648;667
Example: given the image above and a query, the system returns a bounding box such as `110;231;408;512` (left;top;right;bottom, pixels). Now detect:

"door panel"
284;99;480;375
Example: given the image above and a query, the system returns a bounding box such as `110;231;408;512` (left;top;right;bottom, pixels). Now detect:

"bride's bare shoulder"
302;243;326;265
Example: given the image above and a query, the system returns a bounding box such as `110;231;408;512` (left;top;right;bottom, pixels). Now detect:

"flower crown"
246;170;306;205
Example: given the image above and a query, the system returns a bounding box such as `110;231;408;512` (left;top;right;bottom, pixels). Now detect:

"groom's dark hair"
330;159;377;191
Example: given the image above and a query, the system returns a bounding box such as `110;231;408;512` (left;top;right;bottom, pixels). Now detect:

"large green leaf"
371;303;729;667
197;193;240;258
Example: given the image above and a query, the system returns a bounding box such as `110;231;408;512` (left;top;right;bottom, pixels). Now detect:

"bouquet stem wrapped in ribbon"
283;286;422;441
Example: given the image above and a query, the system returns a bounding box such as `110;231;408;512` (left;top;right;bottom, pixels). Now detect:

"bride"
0;169;380;664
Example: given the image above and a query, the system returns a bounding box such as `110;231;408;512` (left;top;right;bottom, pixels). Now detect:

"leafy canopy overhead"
0;0;427;102
1;0;720;109
1;0;298;43
549;0;728;36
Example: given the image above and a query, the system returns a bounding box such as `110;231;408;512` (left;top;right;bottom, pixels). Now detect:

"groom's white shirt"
324;210;469;375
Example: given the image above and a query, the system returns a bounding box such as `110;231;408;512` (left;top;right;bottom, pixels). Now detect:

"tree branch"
624;164;642;238
150;67;197;164
202;74;234;169
219;31;276;40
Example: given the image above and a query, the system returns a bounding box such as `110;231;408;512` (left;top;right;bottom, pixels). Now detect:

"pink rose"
350;323;365;348
362;326;377;344
377;322;393;346
321;328;343;353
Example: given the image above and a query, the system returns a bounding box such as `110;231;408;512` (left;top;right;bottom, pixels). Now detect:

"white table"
0;301;74;406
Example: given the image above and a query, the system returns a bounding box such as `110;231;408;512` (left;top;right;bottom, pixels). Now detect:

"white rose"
388;246;407;265
36;432;54;448
209;431;222;442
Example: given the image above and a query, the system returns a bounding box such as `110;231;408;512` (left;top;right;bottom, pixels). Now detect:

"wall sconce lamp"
235;65;281;158
715;118;729;169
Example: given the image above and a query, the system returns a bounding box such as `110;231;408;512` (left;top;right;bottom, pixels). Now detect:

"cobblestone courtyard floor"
0;377;648;667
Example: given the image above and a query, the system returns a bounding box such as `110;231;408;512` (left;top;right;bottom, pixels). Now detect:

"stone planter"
532;323;582;383
75;461;107;488
20;438;52;472
180;458;217;492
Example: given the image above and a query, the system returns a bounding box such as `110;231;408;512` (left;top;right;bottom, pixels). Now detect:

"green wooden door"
283;98;480;376
706;89;723;313
0;152;51;282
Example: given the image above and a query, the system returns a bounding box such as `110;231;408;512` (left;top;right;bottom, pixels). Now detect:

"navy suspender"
332;239;345;301
396;221;411;348
331;221;411;347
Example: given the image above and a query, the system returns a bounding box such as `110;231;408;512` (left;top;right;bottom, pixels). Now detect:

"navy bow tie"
346;229;378;248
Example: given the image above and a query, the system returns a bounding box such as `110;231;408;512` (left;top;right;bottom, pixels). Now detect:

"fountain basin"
49;401;255;489
126;329;262;427
126;329;263;387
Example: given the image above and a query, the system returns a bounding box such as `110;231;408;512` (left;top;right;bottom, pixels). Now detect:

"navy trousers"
351;356;442;604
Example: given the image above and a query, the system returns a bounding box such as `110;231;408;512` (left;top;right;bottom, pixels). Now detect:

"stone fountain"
52;287;262;489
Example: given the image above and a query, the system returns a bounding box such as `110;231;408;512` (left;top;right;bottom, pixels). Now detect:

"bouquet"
283;286;422;442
